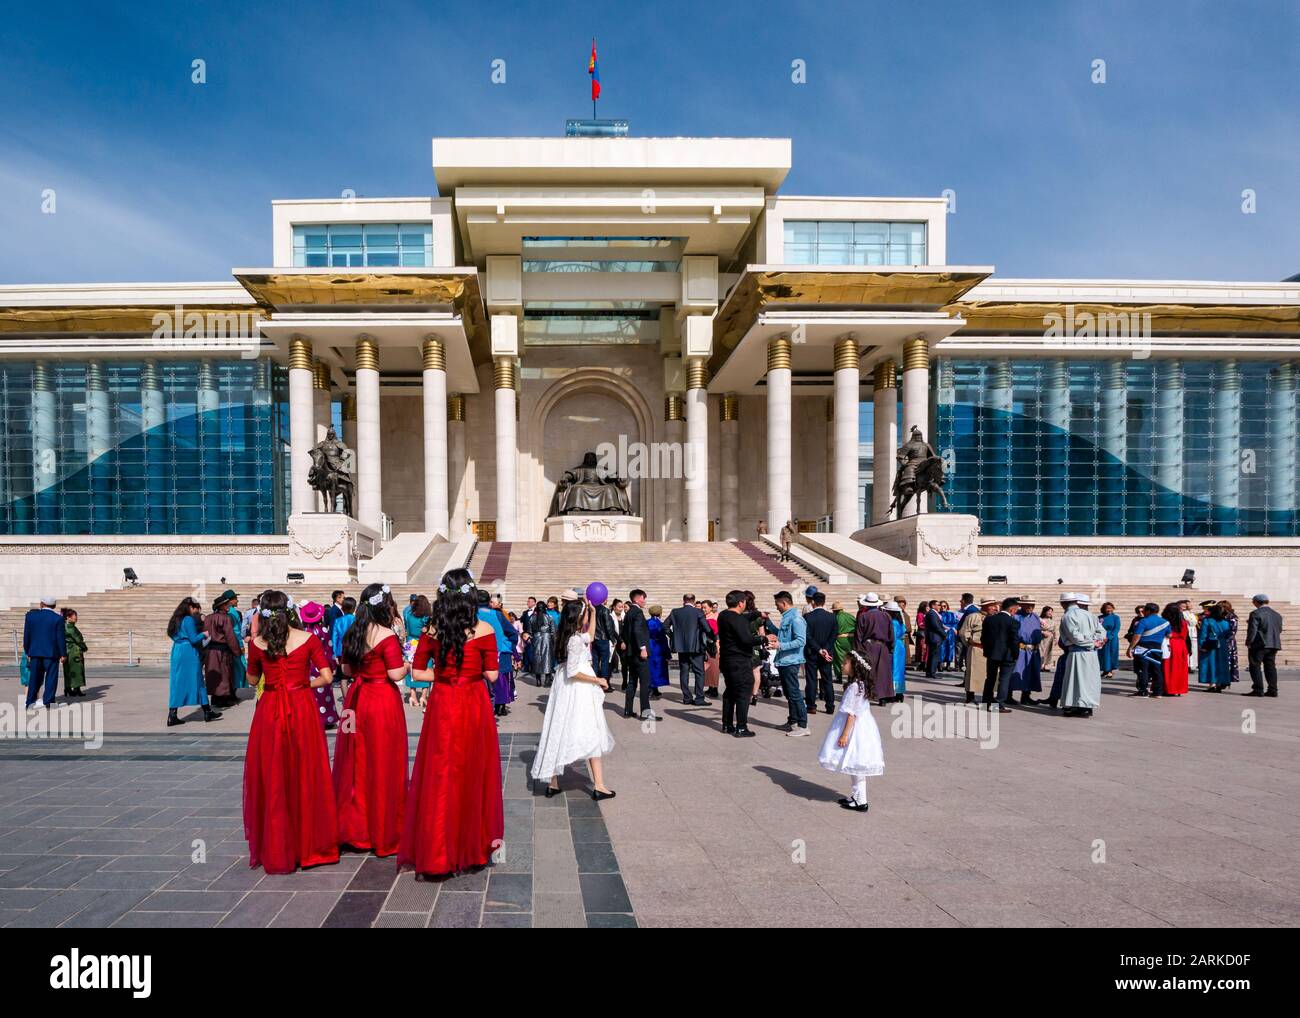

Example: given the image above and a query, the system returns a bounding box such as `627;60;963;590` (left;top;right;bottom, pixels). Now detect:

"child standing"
817;662;885;813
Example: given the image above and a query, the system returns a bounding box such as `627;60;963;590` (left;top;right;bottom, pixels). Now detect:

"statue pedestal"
850;513;981;574
287;513;382;582
545;515;643;543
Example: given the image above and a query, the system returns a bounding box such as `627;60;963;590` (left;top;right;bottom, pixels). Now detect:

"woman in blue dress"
402;594;433;708
939;601;958;670
226;595;247;690
886;600;907;700
1219;600;1241;686
1097;602;1122;678
647;605;671;697
167;597;221;726
1197;601;1232;690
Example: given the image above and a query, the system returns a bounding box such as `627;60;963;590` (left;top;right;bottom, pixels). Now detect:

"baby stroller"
759;647;783;698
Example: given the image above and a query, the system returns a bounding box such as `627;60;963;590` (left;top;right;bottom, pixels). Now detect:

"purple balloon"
585;581;608;606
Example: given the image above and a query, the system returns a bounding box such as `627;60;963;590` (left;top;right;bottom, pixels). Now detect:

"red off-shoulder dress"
332;632;408;856
397;629;504;876
243;634;339;874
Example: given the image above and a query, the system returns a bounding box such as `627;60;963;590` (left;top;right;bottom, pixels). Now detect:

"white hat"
40;594;58;606
1059;592;1080;604
1075;593;1091;606
883;600;902;612
858;592;882;608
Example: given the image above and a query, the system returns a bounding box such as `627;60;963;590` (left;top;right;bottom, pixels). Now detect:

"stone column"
1042;358;1070;536
288;337;316;517
685;358;710;541
1154;360;1184;536
422;337;449;537
1100;359;1127;534
1271;363;1297;531
140;359;164;435
833;336;860;534
494;356;517;541
448;393;467;538
719;392;740;541
31;361;57;499
354;335;383;531
900;336;930;516
196;358;220;417
871;361;897;525
765;335;793;535
85;361;110;463
824;397;835;520
141;360;165;530
1212;359;1241;535
663;392;685;541
988;358;1014;531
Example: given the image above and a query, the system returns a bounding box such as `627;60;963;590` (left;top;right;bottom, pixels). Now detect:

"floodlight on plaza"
287;572;306;583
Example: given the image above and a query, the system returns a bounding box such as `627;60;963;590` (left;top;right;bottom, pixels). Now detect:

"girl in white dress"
531;598;617;801
817;664;884;813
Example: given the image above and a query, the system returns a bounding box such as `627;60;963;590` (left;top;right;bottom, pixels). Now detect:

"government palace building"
2;131;1298;611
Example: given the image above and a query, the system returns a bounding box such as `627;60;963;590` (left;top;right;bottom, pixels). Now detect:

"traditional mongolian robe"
1197;616;1231;687
852;607;895;702
203;610;240;701
939;610;958;667
228;606;247;689
1011;611;1043;693
1164;622;1190;695
168;615;208;708
1056;606;1102;710
832;609;856;677
1225;615;1240;684
528;607;558;679
64;621;87;692
1098;612;1122;674
1183;609;1199;672
1040;614;1058;670
890;617;907;695
958;610;986;694
647;616;670;688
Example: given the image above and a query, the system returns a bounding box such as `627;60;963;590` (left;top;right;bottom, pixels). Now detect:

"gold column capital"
32;362;52;391
720;392;739;423
664;392;685;422
902;335;929;372
448;393;466;422
288;336;313;371
86;360;107;391
312;358;331;391
141;359;162;390
872;360;897;390
422;336;446;371
493;356;517;390
686;358;709;391
833;336;859;373
354;335;379;371
767;334;792;372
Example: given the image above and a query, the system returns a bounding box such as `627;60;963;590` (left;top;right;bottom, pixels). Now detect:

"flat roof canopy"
432;137;792;193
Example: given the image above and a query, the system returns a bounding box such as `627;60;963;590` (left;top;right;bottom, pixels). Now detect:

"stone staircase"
1;541;1296;666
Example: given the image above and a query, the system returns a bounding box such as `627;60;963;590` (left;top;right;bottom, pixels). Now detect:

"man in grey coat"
1244;594;1283;697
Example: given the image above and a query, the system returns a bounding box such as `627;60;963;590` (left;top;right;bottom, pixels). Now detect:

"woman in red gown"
398;567;504;877
243;589;339;874
1161;601;1190;696
333;581;409;857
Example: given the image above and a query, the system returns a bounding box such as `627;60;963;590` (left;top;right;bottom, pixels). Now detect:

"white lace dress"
817;680;885;778
531;633;616;780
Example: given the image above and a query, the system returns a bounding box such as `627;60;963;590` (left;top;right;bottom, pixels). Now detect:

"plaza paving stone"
0;664;1296;927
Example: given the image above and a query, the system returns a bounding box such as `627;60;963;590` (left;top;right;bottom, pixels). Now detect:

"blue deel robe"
1011;611;1043;693
1098;612;1122;672
891;618;907;694
331;613;356;660
647;616;670;688
227;606;247;689
168;614;208;708
939;610;958;665
1197;616;1231;686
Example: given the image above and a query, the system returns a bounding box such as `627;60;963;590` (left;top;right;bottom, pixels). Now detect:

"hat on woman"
884;600;902;613
298;601;324;625
858;592;882;608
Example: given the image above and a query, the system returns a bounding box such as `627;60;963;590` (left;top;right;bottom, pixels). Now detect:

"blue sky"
2;0;1296;284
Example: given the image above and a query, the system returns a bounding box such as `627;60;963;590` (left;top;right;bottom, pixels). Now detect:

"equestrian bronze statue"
889;426;950;517
308;427;355;517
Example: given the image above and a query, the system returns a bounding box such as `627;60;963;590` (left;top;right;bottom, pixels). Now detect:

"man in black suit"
622;589;655;720
718;589;763;736
1245;593;1283;697
666;593;713;706
923;602;947;678
802;591;837;713
980;596;1021;712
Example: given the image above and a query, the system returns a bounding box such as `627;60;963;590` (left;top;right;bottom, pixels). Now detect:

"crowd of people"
10;571;1286;879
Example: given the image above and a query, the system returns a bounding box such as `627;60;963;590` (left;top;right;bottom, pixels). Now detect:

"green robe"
64;621;87;690
832;609;857;677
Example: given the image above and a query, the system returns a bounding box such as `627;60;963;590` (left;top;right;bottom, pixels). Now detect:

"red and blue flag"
588;39;600;101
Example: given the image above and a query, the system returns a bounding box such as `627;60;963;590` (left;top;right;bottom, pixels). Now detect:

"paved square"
0;665;1296;927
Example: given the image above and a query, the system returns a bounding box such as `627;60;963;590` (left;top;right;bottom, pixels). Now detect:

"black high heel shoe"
544;784;563;798
591;789;616;801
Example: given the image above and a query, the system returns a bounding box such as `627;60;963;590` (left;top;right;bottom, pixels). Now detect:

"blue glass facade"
292;223;433;267
0;358;289;535
934;357;1300;537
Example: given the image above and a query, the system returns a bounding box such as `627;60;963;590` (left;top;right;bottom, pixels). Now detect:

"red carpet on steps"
735;542;800;584
479;542;512;584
